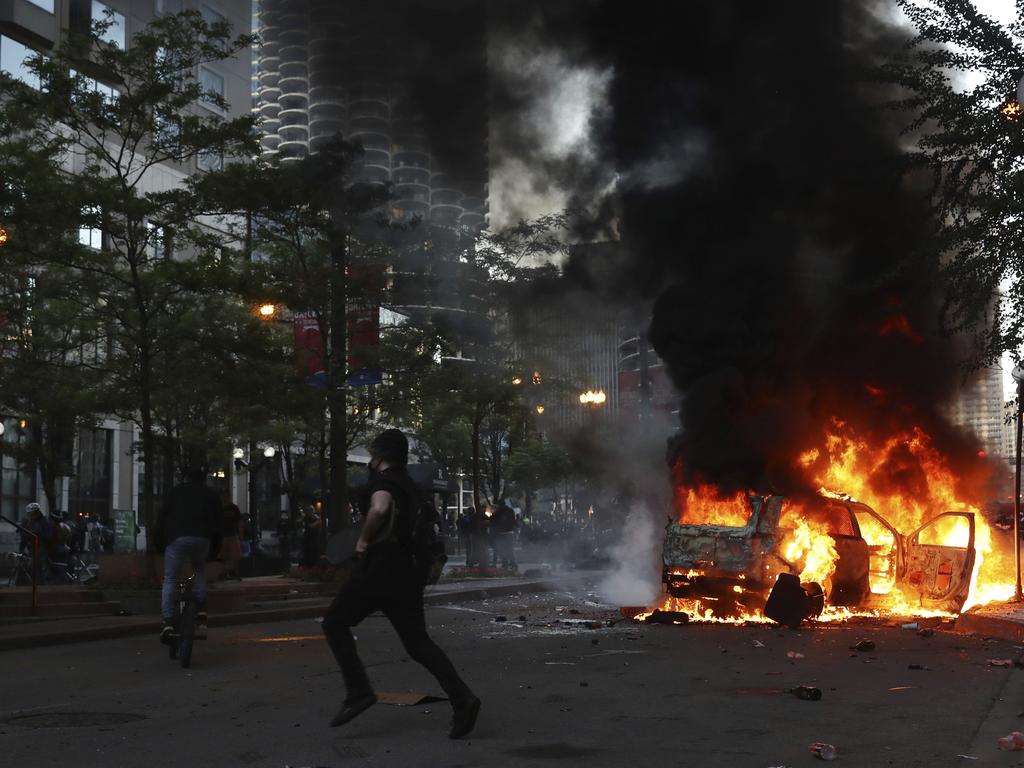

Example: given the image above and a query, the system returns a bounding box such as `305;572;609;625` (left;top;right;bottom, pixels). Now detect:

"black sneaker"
159;621;176;645
449;696;481;739
328;694;377;727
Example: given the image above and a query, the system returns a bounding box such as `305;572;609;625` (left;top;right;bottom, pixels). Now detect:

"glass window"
69;428;112;520
79;206;103;250
145;221;172;260
92;1;126;49
70;69;118;106
0;36;41;89
199;66;224;107
155;0;183;15
197;149;223;172
0;419;37;522
200;3;226;26
26;0;55;12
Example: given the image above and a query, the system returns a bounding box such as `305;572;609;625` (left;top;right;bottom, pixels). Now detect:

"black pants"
321;546;473;709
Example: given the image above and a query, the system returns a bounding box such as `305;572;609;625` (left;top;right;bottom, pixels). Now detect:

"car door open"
898;511;975;613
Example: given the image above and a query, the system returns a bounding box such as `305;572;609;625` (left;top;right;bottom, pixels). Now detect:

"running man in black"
321;429;481;739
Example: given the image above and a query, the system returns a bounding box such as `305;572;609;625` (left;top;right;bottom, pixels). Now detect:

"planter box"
97;553;225;588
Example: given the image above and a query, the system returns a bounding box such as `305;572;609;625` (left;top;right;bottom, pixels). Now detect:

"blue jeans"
162;536;210;620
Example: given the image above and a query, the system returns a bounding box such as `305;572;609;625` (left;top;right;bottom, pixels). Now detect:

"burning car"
662;490;976;620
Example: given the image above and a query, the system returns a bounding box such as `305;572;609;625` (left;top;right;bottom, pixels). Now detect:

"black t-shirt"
365;467;420;550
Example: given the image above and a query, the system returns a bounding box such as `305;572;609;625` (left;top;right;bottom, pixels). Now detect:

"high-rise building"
254;0;488;231
947;366;1012;463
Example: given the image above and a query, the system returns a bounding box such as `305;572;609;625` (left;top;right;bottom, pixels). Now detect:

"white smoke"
598;505;664;606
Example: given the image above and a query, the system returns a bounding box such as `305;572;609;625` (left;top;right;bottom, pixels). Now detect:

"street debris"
907;664;932;671
493;616;507;622
786;685;822;701
786;651;805;659
988;659;1014;667
810;742;838;760
918;628;935;638
901;622;919;630
764;573;824;627
645;609;689;625
752;640;766;648
375;692;447;706
850;639;875;652
997;731;1024;751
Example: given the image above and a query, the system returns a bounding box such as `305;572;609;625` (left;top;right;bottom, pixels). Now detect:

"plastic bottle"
810;742;838;760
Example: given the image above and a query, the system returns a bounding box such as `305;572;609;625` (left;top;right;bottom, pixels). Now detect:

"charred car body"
662;494;975;619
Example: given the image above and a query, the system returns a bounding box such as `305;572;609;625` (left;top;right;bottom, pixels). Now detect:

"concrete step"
0;600;122;619
0;588;106;606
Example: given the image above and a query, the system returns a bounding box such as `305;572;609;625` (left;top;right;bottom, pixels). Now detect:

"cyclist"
154;469;222;645
20;503;52;581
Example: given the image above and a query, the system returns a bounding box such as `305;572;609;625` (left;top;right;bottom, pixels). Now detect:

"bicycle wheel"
178;599;195;668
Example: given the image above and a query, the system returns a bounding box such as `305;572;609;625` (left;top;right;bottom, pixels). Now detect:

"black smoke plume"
507;2;1003;501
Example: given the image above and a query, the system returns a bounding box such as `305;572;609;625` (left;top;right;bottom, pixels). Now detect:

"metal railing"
0;513;38;616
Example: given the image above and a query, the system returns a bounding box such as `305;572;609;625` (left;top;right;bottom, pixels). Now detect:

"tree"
0;10;256;536
887;0;1024;364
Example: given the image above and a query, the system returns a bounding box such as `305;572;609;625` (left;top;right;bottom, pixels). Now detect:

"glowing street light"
263;445;276;458
579;389;607;406
0;226;8;246
257;303;277;319
232;447;245;460
511;376;523;386
535;404;545;415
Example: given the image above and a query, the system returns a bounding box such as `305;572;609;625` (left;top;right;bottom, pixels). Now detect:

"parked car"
662;494;975;615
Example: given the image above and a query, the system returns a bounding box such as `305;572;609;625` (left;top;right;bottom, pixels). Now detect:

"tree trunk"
327;234;348;532
281;441;298;515
471;407;483;512
139;368;157;551
32;424;58;514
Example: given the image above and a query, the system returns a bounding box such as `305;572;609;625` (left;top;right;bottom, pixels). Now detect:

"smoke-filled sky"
486;0;1007;502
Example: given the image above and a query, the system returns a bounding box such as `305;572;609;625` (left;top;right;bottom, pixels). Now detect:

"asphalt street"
3;587;1024;767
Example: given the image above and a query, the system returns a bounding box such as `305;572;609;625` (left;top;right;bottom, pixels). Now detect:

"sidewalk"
0;570;584;651
956;599;1024;642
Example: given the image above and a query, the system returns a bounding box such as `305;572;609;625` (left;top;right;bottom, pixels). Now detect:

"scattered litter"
579;682;589;687
376;692;447;706
907;664;932;671
998;731;1024;751
786;651;805;659
591;638;600;646
850;639;875;652
956;755;978;760
809;742;837;761
518;615;527;621
752;640;766;648
988;659;1014;668
787;685;822;701
901;622;919;630
493;616;507;623
569;609;580;614
888;686;917;691
917;628;935;638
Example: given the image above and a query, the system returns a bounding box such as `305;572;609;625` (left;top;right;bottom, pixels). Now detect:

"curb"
955;611;1024;644
0;579;557;652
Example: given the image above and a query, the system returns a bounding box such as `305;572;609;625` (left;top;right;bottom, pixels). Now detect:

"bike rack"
0;513;39;617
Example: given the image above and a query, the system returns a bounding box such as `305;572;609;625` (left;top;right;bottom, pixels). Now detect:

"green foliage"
0;10;258;528
887;0;1024;363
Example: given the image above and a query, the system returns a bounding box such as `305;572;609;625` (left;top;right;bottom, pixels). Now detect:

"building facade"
0;0;254;551
947;365;1013;464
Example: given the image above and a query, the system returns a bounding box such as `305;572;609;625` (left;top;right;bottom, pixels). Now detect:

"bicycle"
49;553;99;585
167;573;198;668
5;552;36;586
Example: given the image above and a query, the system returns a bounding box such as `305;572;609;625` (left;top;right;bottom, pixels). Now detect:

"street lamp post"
1013;365;1024;602
234;444;278;575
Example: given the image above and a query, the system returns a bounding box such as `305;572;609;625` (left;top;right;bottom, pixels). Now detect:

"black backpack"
410;498;448;586
376;476;448;585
